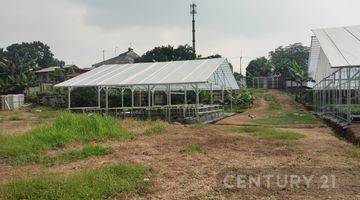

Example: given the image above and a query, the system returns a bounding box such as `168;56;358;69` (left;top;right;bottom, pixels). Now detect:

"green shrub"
0;112;135;165
0;164;151;200
25;94;37;104
225;89;255;113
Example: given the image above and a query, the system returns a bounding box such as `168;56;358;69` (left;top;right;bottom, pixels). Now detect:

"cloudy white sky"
1;0;360;73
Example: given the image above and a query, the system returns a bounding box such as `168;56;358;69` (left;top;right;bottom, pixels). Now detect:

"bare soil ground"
0;91;359;199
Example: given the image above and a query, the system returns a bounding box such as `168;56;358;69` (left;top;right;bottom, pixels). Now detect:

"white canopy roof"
55;58;239;91
312;25;360;67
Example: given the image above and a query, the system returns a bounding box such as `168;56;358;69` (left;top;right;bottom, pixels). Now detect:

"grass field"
232;126;305;140
255;112;318;125
0;112;135;165
0;164;151;200
0;90;359;199
41;145;112;166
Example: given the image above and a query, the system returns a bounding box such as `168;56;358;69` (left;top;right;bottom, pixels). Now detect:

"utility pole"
190;3;197;55
239;50;243;75
102;50;105;61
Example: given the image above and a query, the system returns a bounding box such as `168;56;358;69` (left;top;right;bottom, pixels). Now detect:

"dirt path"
0;90;359;199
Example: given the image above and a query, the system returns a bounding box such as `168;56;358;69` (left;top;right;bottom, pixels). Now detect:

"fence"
313;66;360;124
251;76;282;89
1;94;25;110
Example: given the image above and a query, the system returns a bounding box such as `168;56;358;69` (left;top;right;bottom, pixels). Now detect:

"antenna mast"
240;50;243;75
190;3;197;55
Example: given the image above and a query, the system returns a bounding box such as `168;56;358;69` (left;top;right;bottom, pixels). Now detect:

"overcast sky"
1;0;360;73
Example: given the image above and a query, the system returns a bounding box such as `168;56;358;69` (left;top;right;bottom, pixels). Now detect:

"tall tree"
0;41;64;94
269;43;310;79
135;44;196;62
245;57;273;86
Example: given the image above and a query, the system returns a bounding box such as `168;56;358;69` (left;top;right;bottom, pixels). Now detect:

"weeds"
181;145;202;153
41;145;112;166
232;126;305;140
0;112;135;165
187;170;199;179
144;120;166;135
341;150;360;158
255;112;318;125
0;164;151;199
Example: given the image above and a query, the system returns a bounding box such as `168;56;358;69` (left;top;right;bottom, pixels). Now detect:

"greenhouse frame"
55;58;240;123
310;25;360;124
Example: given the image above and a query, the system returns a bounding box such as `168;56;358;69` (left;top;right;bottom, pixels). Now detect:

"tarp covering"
55;58;239;91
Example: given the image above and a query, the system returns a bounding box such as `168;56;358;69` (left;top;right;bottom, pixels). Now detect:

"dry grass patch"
119;119;167;136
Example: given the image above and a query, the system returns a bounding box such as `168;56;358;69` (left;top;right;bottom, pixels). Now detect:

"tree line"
1;41;311;95
0;41;65;94
245;43;310;86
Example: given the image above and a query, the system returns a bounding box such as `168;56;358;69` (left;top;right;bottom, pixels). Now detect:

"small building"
92;48;140;68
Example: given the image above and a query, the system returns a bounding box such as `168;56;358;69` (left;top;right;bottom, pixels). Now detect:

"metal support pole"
347;67;351;123
97;86;101;108
121;88;124;108
147;85;151;119
221;87;225;104
105;87;109;114
230;90;233;112
67;87;72;109
210;83;213;105
152;89;155;107
167;84;171;122
131;88;134;117
139;90;142;107
195;84;199;122
184;86;187;118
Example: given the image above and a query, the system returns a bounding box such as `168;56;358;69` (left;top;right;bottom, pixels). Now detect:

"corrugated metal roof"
55;58;239;90
312;25;360;67
35;66;60;73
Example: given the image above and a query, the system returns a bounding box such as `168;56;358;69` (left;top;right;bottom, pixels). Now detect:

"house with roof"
92;48;140;68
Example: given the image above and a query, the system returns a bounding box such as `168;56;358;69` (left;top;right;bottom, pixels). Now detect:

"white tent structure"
309;25;360;83
309;25;360;124
55;58;239;122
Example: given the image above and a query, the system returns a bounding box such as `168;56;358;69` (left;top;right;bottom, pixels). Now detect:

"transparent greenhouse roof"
55;58;239;90
312;25;360;67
